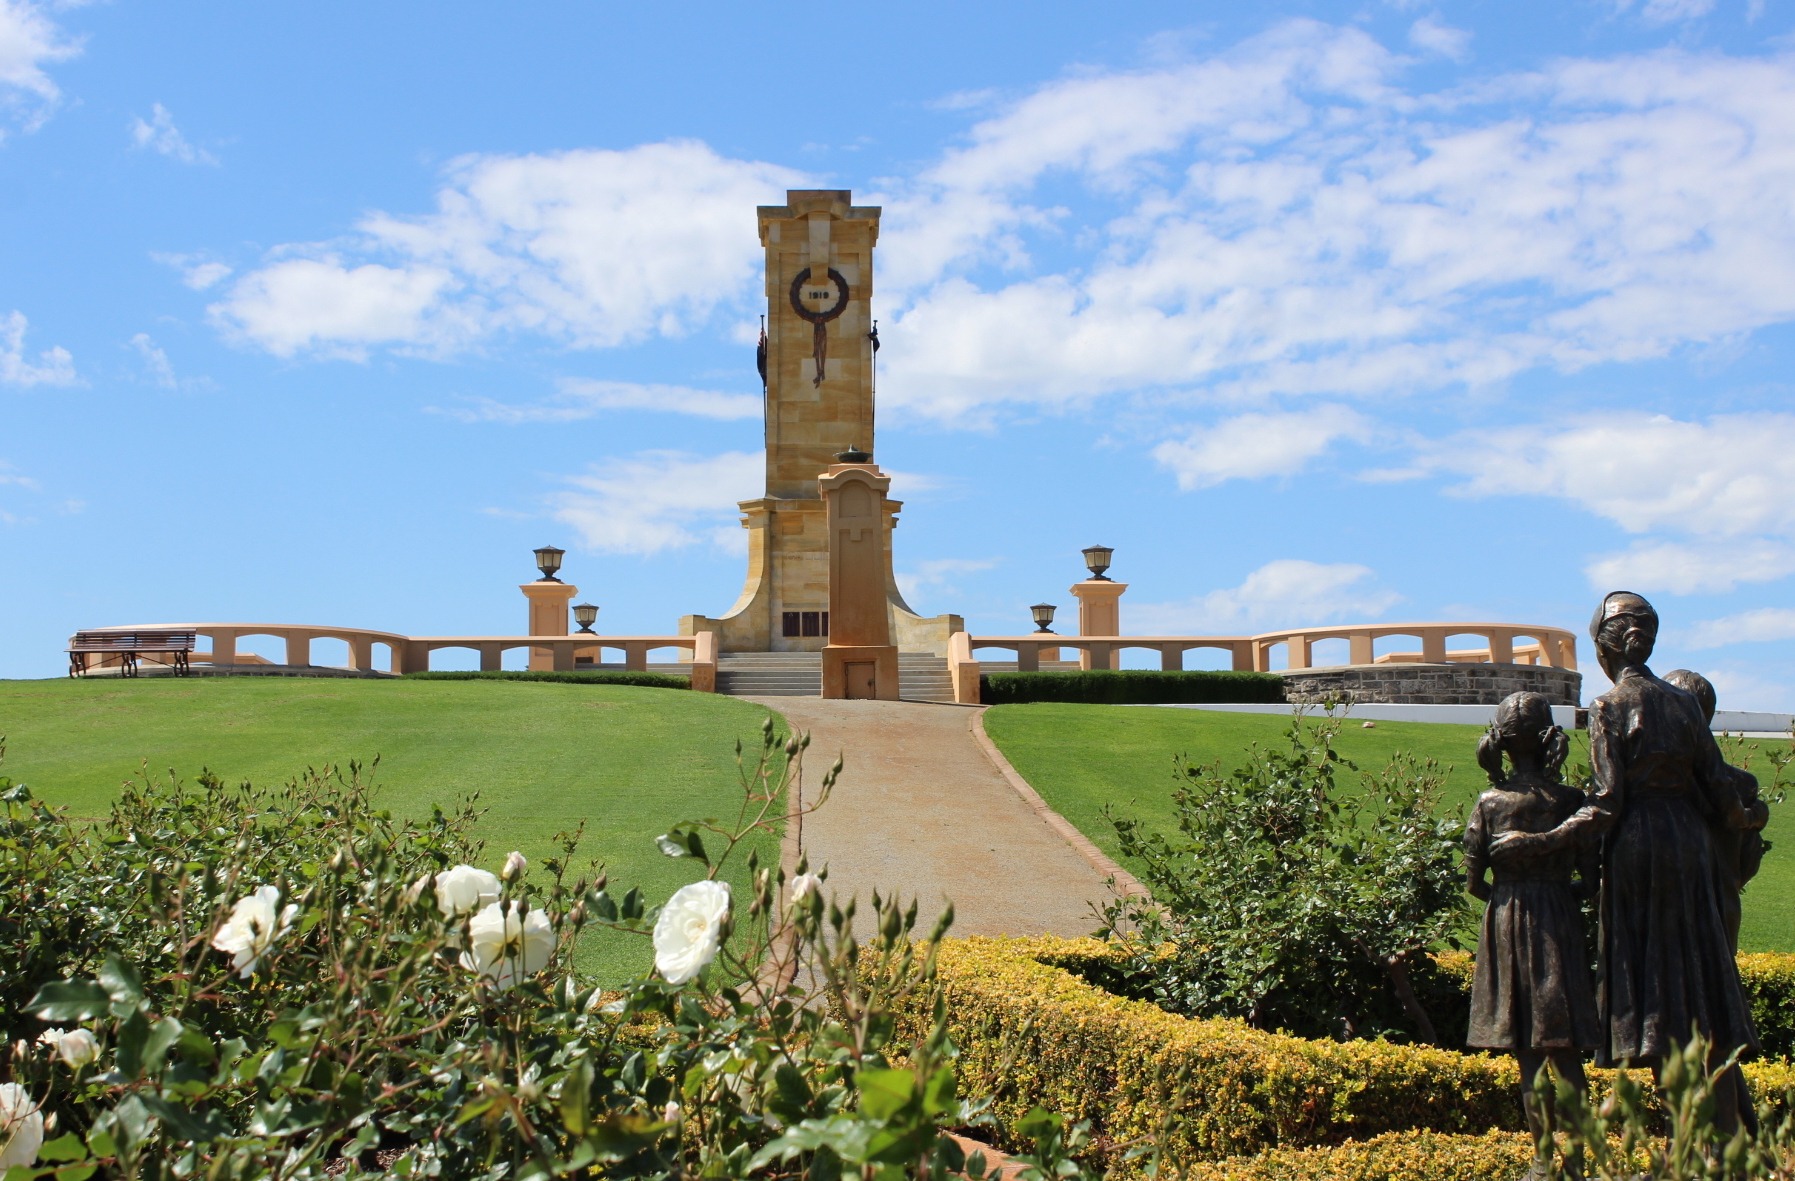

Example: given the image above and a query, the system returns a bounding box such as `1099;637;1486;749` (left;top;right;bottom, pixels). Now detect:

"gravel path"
749;697;1118;938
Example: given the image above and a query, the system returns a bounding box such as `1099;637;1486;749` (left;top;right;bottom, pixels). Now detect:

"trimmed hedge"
1184;1130;1535;1181
909;937;1795;1176
400;669;689;689
979;669;1285;705
1745;953;1795;1059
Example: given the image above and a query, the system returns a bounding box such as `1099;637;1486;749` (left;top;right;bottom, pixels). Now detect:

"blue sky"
3;1;1794;708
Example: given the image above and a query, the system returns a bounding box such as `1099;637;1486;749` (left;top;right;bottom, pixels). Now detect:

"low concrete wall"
1281;662;1582;707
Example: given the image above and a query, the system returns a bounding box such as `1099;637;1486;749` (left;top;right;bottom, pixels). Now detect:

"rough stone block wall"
1281;663;1582;707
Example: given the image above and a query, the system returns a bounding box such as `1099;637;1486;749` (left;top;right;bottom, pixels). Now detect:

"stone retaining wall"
1281;663;1582;707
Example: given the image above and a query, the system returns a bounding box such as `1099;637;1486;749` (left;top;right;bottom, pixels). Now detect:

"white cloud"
1129;559;1401;633
1584;539;1795;595
213;141;804;359
868;25;1795;421
1613;0;1718;24
154;253;233;290
895;557;999;603
129;333;176;387
1692;665;1795;713
0;309;73;386
1409;411;1795;596
1153;404;1369;489
0;460;38;490
1408;17;1472;62
128;103;216;165
1422;413;1795;540
562;379;757;421
0;0;80;136
1684;607;1795;649
435;380;760;424
214;258;459;360
548;450;762;556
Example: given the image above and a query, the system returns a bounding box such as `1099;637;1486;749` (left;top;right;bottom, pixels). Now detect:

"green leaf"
36;1133;88;1163
584;1112;663;1161
84;1129;116;1160
98;955;144;1006
54;1166;98;1181
115;1009;152;1079
139;1095;226;1144
26;980;111;1022
921;1066;957;1117
856;1068;915;1121
142;1017;184;1076
653;826;710;865
176;1027;217;1067
560;1058;592;1136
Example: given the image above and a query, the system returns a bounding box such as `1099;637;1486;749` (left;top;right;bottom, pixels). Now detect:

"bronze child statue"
1463;691;1598;1174
1661;667;1771;957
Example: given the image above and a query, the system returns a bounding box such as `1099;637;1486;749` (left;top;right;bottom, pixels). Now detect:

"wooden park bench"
67;630;197;678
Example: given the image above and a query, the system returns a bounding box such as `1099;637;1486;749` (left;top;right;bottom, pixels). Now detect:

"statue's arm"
1493;708;1621;863
1463;798;1492;902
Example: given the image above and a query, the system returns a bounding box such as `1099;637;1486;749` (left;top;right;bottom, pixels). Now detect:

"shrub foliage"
978;669;1284;705
899;937;1795;1178
1098;714;1468;1042
0;734;1089;1181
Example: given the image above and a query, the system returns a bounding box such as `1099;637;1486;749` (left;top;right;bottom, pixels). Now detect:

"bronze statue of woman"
1491;591;1759;1131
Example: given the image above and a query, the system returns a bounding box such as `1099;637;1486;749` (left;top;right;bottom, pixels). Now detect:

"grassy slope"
983;703;1795;954
0;677;787;981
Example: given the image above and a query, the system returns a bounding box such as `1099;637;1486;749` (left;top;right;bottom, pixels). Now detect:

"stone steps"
714;652;956;702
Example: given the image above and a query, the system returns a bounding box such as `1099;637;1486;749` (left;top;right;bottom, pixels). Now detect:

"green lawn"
0;677;790;981
983;703;1795;954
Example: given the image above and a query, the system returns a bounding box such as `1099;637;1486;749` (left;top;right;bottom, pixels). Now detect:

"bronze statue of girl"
1463;690;1598;1172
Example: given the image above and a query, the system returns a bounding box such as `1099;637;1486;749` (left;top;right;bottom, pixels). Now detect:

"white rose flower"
501;850;527;882
459;901;554;990
434;865;500;918
789;872;822;905
653;880;731;985
211;885;298;978
37;1028;99;1069
0;1082;44;1170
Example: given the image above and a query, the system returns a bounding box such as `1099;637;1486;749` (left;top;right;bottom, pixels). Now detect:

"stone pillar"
1070;579;1127;670
521;580;578;671
819;460;899;700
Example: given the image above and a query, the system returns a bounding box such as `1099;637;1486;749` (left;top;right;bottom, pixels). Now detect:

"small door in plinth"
845;661;878;700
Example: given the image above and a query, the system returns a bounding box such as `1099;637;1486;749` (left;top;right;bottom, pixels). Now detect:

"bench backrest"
69;630;198;652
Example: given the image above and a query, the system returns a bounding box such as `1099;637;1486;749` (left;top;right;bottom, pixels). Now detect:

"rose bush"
0;729;1092;1181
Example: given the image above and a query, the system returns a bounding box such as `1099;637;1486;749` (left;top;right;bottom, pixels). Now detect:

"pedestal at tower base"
822;644;899;700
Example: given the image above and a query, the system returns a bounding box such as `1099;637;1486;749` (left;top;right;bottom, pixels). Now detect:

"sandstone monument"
679;190;960;679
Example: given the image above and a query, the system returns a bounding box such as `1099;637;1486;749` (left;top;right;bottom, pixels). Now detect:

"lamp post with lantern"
1070;544;1126;670
521;546;579;671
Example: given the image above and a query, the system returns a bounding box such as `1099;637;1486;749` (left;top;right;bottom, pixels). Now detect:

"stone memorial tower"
681;190;961;659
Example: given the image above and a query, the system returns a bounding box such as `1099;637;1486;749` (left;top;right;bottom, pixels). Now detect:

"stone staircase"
898;653;955;703
716;652;821;697
715;651;956;703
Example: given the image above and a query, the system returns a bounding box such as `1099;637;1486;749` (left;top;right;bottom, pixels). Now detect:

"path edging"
967;707;1150;900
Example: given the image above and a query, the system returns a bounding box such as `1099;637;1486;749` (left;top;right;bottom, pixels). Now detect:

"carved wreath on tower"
790;267;849;388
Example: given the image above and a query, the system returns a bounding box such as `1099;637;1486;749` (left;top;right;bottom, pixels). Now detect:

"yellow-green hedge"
914;937;1795;1174
1182;1130;1535;1181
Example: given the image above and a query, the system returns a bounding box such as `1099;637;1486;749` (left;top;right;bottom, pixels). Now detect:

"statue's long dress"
1582;667;1760;1066
1464;781;1601;1051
